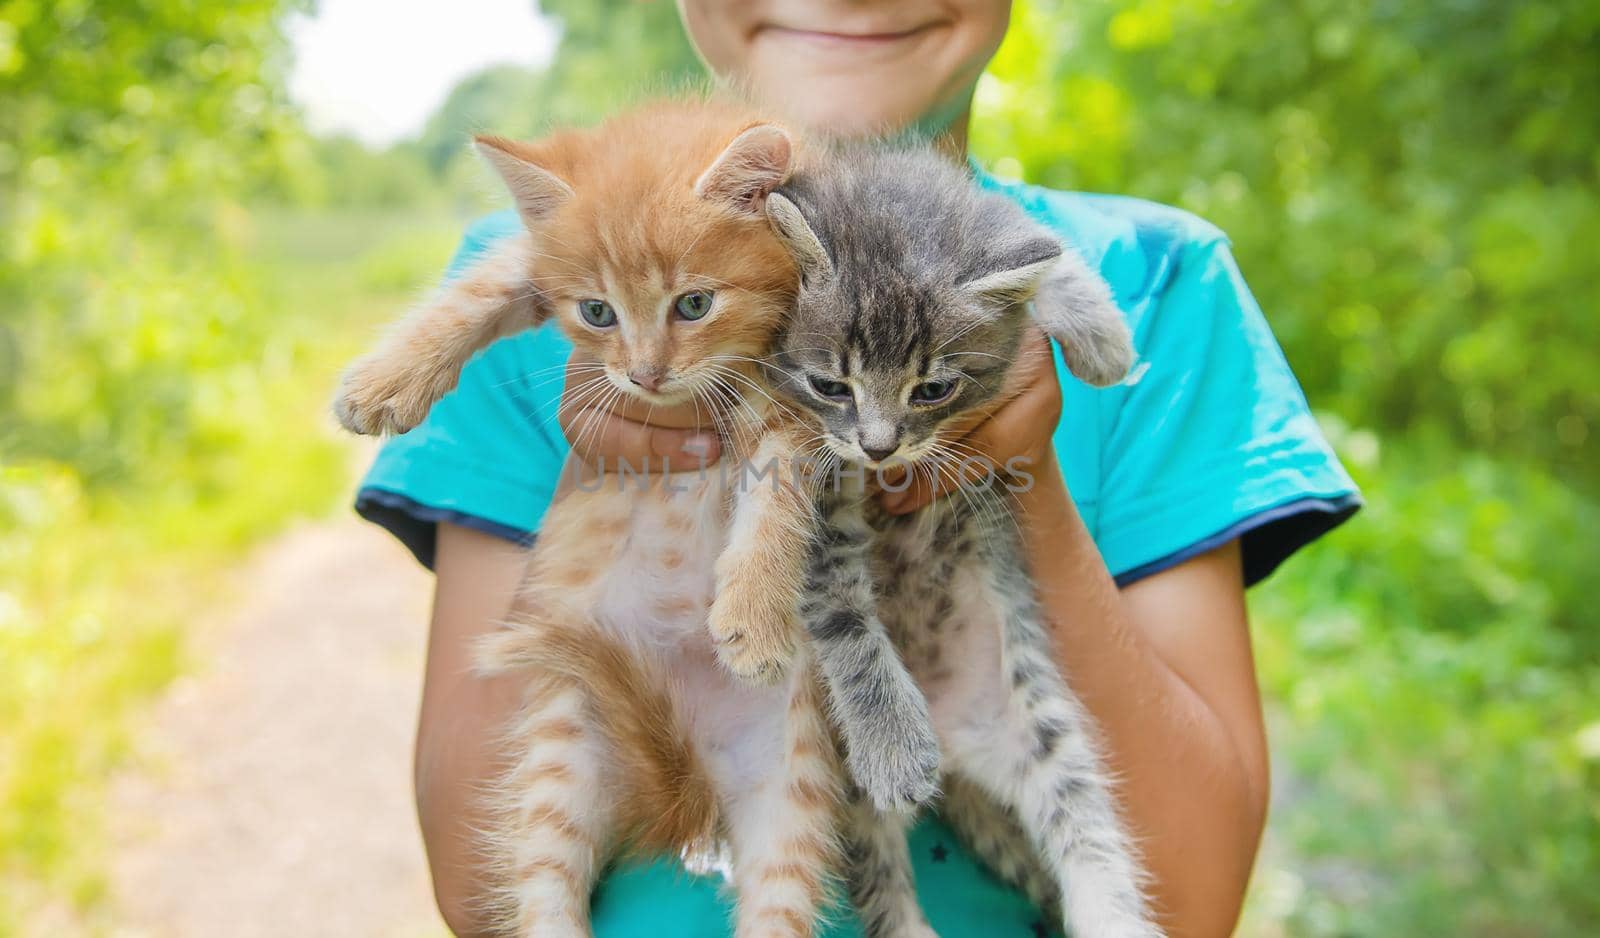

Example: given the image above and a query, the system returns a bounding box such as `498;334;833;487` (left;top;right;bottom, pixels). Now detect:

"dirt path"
106;515;446;938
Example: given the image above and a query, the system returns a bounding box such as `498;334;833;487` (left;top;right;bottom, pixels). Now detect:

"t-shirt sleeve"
1092;235;1361;587
353;212;573;569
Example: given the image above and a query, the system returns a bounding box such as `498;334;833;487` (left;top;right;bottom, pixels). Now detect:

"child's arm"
413;521;531;936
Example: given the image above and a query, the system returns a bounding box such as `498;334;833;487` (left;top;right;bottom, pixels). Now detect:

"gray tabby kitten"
763;148;1161;938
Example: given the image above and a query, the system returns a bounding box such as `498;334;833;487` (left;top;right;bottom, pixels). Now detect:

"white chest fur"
578;473;791;792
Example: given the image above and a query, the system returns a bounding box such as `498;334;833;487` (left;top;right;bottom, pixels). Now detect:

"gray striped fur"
766;146;1156;938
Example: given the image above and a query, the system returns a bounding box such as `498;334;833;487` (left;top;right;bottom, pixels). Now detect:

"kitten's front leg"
804;491;941;812
707;427;811;684
334;234;542;435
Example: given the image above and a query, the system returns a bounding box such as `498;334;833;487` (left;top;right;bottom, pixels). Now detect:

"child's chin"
762;73;942;139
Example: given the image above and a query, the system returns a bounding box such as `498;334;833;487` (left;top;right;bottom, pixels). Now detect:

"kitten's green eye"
910;378;958;404
578;298;616;328
808;375;852;401
674;290;714;321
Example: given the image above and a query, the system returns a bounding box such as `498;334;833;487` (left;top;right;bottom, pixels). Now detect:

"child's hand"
556;355;723;470
879;329;1063;515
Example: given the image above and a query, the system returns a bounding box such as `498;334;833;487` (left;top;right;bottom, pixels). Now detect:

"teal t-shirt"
356;171;1359;936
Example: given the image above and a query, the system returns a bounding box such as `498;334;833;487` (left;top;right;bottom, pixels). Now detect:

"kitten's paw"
707;593;796;686
333;357;438;436
847;712;942;813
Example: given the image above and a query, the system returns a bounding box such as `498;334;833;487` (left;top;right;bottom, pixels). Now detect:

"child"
356;3;1360;935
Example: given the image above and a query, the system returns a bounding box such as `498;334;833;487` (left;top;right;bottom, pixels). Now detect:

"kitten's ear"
474;134;575;229
766;192;833;284
1030;251;1135;387
695;123;793;214
960;236;1063;307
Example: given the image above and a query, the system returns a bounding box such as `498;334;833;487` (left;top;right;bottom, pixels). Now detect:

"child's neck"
896;99;971;164
934;106;972;163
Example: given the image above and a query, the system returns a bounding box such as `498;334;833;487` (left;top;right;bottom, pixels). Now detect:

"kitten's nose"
862;443;898;463
628;366;667;391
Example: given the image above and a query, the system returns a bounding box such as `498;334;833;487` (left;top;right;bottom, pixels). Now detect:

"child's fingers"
880;450;998;515
878;470;929;514
560;402;721;471
964;361;1062;466
649;425;722;470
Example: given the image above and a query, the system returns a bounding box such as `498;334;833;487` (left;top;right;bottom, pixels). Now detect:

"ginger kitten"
335;101;929;937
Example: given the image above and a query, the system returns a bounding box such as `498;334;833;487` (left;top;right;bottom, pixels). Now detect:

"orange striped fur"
336;99;850;937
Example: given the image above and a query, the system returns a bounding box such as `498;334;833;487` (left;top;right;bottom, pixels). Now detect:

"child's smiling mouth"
755;20;949;55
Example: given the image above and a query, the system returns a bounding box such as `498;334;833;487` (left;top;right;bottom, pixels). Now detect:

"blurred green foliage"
973;2;1599;935
408;0;704;199
1;0;303;481
1246;429;1599;936
1;0;1595;934
0;1;453;929
977;0;1599;482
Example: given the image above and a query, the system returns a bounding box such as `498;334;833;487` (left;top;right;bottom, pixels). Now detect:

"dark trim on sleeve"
1112;494;1361;589
355;487;534;571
